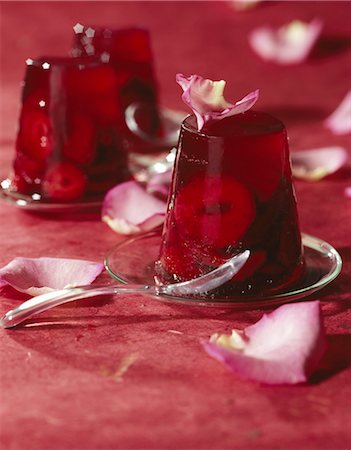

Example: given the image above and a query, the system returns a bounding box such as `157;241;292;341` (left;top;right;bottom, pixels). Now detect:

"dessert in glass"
8;56;131;204
155;74;304;298
71;25;163;154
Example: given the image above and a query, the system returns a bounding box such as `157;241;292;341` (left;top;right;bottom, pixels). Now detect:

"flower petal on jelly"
325;91;351;135
0;257;104;296
102;180;166;235
291;146;349;181
176;73;259;130
249;19;323;64
202;301;327;385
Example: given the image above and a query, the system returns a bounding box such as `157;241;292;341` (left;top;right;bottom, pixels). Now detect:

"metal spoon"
0;250;250;329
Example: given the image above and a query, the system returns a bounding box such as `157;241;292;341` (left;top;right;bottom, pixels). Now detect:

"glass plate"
105;230;342;308
0;179;102;213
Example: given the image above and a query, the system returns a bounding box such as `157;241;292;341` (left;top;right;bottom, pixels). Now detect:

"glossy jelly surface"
10;57;131;203
155;111;304;297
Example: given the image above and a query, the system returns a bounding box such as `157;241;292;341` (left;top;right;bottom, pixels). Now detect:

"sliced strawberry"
19;110;53;160
63;113;96;164
175;175;256;249
42;162;87;201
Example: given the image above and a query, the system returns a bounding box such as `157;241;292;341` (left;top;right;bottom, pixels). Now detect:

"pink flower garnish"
291;146;349;181
176;73;259;131
102;180;166;235
202;301;327;385
249;19;323;65
325;91;351;135
0;257;103;296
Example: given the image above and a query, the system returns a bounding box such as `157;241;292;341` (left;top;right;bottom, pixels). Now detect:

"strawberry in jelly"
10;56;132;203
42;162;87;201
175;175;256;248
155;112;304;296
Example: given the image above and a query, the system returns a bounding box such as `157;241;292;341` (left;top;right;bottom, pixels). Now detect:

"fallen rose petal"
291;146;349;181
249;19;323;64
176;73;259;130
102;180;166;235
345;186;351;199
325;91;351;135
202;301;327;385
0;257;104;296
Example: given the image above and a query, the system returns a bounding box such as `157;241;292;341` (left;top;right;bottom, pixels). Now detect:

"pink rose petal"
249;19;323;64
202;301;327;385
176;73;259;131
0;257;104;296
102;180;166;235
325;91;351;135
345;186;351;199
291;146;349;181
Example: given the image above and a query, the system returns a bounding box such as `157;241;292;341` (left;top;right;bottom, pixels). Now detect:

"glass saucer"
105;230;342;308
0;179;102;213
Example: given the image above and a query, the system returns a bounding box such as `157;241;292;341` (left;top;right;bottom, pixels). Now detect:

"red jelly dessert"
71;26;163;153
155;112;304;297
11;56;131;203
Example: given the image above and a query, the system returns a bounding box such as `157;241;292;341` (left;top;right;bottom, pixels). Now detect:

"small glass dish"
0;178;102;213
105;230;342;308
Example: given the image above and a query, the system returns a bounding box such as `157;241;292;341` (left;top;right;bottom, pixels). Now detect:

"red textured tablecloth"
1;2;351;449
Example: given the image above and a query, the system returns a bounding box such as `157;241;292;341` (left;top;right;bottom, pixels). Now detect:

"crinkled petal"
0;257;104;296
102;180;166;235
325;91;351;135
202;301;327;385
291;146;349;181
249;19;323;64
176;73;259;130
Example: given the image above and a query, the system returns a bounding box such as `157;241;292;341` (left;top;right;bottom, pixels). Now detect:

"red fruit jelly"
10;56;130;202
72;26;162;154
155;112;304;297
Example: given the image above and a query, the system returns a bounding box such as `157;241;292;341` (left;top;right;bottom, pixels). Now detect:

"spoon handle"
0;284;154;329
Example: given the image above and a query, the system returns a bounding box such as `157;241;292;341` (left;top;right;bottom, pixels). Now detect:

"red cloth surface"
1;2;351;449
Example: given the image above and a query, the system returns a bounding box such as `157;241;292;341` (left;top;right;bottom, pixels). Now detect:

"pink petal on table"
325;91;351;135
102;180;166;235
291;146;349;181
176;73;259;130
249;19;323;64
202;301;327;385
0;257;104;296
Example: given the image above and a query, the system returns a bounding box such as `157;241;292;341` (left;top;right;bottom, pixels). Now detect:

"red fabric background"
1;2;350;449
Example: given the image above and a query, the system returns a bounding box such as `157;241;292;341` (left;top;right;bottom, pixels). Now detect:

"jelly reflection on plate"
104;230;342;309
